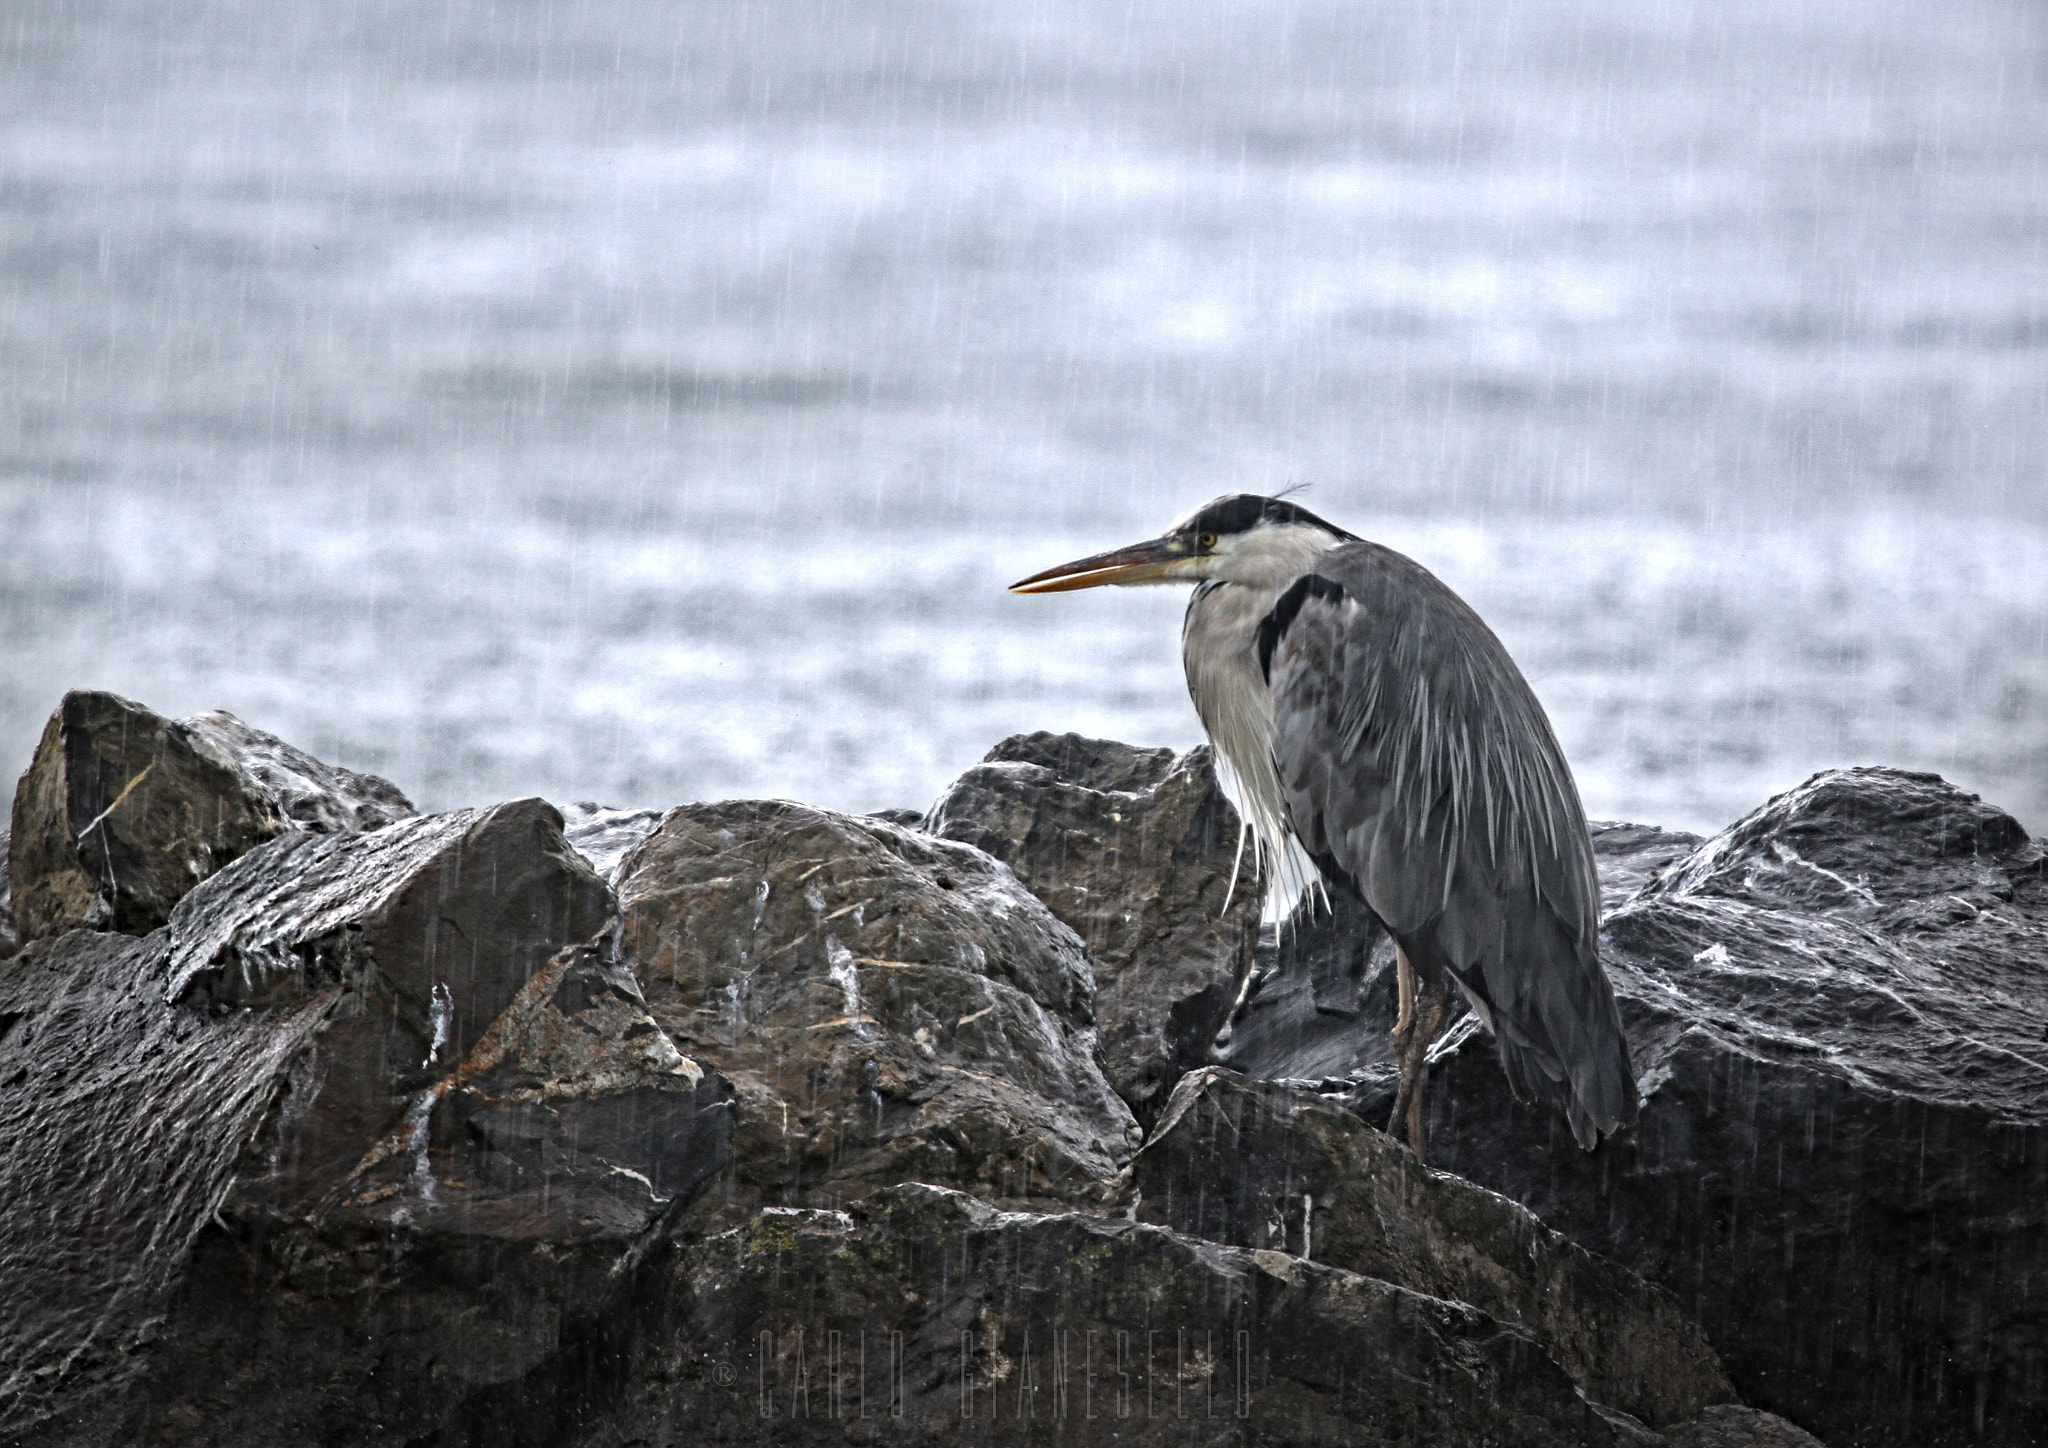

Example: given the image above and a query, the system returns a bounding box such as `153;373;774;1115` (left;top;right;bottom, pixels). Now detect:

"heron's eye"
1198;532;1218;551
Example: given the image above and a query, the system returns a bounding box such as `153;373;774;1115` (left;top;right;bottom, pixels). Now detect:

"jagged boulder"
6;691;412;945
613;799;1140;1225
0;794;731;1448
3;694;1994;1448
924;732;1262;1124
1225;766;2048;1448
552;1182;1663;1448
1129;1068;1734;1429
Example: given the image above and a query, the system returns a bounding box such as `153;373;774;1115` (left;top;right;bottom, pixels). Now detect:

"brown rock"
924;731;1262;1124
614;799;1139;1223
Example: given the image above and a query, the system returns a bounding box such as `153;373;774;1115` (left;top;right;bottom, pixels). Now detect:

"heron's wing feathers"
1263;543;1638;1146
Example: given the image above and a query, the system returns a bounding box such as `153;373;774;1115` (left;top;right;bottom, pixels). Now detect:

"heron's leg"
1387;948;1445;1161
1402;983;1447;1162
1387;947;1419;1142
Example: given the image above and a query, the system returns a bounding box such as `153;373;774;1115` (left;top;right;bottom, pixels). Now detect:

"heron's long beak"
1009;537;1182;593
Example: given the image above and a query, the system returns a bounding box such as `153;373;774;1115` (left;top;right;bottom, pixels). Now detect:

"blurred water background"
2;0;2044;835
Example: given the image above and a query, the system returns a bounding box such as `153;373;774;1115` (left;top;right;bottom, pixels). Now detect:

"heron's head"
1010;493;1356;594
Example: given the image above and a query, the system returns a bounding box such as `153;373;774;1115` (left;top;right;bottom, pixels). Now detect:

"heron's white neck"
1181;555;1338;916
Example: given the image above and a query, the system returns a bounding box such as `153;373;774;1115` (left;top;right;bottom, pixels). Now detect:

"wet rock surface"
614;798;1140;1224
559;800;666;883
555;1182;1660;1448
924;731;1262;1125
1129;1067;1734;1429
181;708;416;834
1228;766;2048;1448
0;769;729;1447
6;694;2032;1448
6;691;412;946
0;828;15;961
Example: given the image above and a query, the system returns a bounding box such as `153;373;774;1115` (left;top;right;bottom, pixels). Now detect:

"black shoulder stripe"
1256;574;1348;683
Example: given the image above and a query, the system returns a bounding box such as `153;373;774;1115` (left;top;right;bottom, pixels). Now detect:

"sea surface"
3;0;2044;836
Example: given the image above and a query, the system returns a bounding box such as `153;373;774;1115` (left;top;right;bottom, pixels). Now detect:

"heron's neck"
1181;579;1297;903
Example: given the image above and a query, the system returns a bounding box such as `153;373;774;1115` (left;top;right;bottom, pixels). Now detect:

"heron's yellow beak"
1009;537;1184;593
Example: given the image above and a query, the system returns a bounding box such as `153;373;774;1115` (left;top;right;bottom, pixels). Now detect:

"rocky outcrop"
924;732;1262;1124
6;694;1993;1448
1129;1067;1734;1429
1226;766;2048;1448
6;691;411;945
614;799;1140;1225
0;790;730;1447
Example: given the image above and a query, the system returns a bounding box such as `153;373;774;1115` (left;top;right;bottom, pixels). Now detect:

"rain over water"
3;0;2044;834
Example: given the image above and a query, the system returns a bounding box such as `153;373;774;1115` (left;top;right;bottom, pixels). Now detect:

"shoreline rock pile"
4;689;2038;1446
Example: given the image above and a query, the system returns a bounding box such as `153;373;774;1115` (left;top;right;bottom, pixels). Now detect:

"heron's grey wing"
1262;542;1638;1146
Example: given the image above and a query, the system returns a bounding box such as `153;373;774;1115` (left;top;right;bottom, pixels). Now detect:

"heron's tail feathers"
1492;993;1641;1151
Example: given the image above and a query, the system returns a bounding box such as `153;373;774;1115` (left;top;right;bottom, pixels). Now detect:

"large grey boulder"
1225;766;2048;1448
614;799;1140;1225
1129;1067;1735;1430
556;1183;1663;1448
0;795;731;1448
924;732;1262;1124
6;691;412;945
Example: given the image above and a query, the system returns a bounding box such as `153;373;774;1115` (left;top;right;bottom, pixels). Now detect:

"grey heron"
1011;493;1638;1158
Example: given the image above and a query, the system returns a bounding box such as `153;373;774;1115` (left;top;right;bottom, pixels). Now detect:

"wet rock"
12;714;2021;1448
0;828;15;962
182;709;415;834
1232;766;2048;1448
333;933;734;1240
615;799;1139;1224
924;731;1262;1124
6;691;412;946
168;798;624;1208
559;1183;1659;1448
0;793;730;1448
1591;820;1706;911
1665;1406;1829;1448
0;930;335;1442
559;801;665;883
1128;1067;1734;1429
